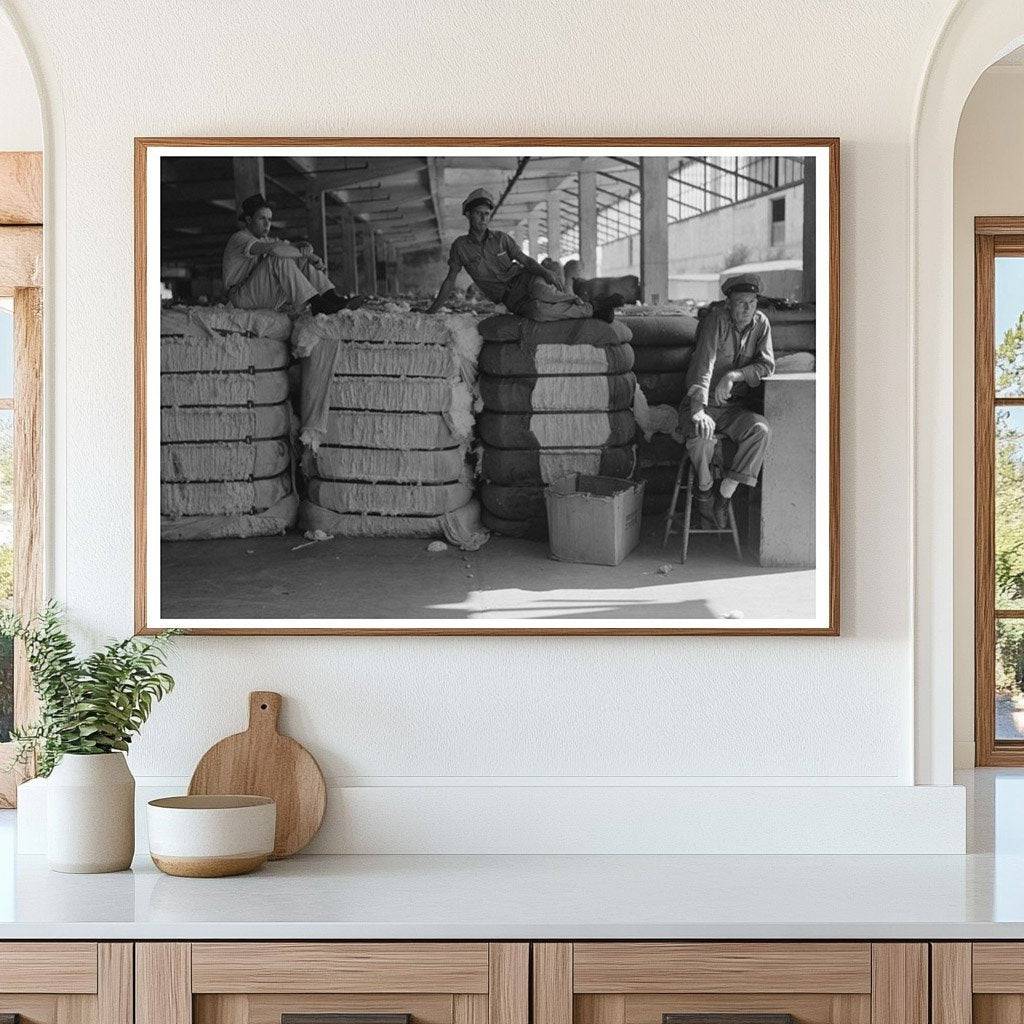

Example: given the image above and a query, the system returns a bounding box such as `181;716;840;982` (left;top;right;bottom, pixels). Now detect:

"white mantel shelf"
1;850;1023;940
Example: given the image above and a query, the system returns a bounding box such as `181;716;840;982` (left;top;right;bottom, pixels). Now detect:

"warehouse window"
975;221;1024;765
770;197;786;246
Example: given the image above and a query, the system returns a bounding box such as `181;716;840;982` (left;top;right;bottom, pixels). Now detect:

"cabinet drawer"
534;944;925;1024
139;942;528;1024
191;942;490;993
0;942;98;993
572;943;872;994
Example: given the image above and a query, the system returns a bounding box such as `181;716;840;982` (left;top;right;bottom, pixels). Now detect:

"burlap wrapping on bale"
294;310;481;452
480;483;546;521
161;472;292;517
476;314;632;347
631;346;693;373
478;341;635;377
300;498;489;551
329;375;474;418
161;336;290;374
161;404;291;444
161;371;289;407
161;305;292;343
161;439;291;484
619;315;699;347
161;493;299;542
477;410;636;450
313;446;466;484
308;476;474;516
774;351;816;372
159;306;298;538
477;444;636;486
478;373;637;414
480;508;547;540
321;410;457;450
327;341;461;378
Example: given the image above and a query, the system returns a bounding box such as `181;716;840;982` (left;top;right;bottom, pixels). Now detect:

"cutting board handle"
248;691;282;734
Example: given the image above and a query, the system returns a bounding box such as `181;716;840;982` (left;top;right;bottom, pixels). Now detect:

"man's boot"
590;292;626;323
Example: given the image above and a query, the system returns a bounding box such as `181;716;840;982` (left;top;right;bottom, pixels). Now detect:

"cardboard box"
544;474;645;566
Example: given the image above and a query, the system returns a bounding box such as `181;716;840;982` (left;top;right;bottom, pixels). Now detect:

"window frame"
0;152;43;807
975;218;1024;765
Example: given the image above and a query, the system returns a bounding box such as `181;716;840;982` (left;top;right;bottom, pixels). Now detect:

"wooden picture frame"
974;217;1024;765
136;137;840;637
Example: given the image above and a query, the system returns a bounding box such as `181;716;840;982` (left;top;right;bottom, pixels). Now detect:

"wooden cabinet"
931;943;1024;1024
532;944;928;1024
136;943;528;1024
0;942;132;1024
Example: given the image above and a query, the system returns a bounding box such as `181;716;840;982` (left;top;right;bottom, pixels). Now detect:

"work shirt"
448;229;523;302
685;305;775;415
222;228;264;291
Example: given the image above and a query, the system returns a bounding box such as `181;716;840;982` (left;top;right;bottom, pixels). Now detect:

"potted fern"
2;604;177;873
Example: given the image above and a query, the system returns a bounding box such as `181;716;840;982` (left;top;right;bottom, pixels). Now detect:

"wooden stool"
662;441;743;564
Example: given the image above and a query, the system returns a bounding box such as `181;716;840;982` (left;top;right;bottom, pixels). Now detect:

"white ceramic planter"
46;752;135;873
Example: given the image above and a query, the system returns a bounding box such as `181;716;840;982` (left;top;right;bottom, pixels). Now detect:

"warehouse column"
307;191;329;271
639;157;669;305
232;157;264;212
338;209;358;294
801;156;816;304
577;169;598;278
528;206;542;259
546;192;562;261
360;223;378;295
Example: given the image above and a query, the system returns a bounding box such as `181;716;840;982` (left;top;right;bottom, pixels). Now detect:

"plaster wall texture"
0;0;990;851
952;64;1024;768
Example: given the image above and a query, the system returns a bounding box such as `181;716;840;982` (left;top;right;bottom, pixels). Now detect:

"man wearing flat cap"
223;193;357;315
682;273;775;528
426;189;623;321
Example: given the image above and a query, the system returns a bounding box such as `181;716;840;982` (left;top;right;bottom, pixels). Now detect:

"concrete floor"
160;521;815;622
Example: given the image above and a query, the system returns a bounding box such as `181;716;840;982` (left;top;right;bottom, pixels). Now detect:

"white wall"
0;7;40;151
0;0;974;852
952;64;1024;767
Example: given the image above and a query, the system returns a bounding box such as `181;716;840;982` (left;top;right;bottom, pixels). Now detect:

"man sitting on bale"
223;193;360;316
682;274;775;529
425;189;623;322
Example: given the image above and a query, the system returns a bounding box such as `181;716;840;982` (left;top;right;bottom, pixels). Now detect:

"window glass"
996;256;1024;397
997;620;1024;740
996;406;1024;610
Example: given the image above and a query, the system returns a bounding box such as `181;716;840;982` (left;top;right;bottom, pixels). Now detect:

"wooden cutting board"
188;691;326;859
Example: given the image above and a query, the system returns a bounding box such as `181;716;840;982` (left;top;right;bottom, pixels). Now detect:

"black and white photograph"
138;141;838;634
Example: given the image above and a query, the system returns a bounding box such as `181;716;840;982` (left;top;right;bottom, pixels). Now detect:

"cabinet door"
937;943;1024;1024
0;942;132;1024
137;942;528;1024
534;943;927;1024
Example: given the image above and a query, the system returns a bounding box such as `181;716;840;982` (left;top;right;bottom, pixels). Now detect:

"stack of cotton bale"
292;309;488;550
475;315;638;539
160;306;299;541
617;312;698;513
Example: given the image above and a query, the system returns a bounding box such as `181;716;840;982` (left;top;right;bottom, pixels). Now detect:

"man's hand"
713;370;741;406
297;241;314;256
691;410;715;440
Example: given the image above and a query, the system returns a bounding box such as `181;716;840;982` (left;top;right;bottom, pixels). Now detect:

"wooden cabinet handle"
282;1016;411;1024
664;1016;796;1024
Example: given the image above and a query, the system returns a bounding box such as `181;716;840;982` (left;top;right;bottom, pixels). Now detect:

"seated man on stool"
223;193;359;315
682;274;775;529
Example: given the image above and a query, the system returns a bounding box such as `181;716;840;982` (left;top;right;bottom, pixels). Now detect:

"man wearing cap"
425;189;622;321
682;274;775;528
223;193;356;315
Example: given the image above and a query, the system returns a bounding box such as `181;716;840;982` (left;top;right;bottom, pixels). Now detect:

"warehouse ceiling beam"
679;154;774;192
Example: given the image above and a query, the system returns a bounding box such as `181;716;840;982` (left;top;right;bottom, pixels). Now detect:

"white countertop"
0;770;1020;941
1;848;1024;940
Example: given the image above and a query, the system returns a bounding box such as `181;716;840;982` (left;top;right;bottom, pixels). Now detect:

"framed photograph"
135;137;838;635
